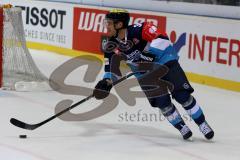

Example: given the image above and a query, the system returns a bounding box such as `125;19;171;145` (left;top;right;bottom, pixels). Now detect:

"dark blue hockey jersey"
102;22;178;81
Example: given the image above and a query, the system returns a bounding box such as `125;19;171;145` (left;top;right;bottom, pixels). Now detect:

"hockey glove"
93;79;113;99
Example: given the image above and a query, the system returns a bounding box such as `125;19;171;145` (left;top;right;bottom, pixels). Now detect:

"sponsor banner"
72;7;107;54
166;16;240;82
72;7;166;54
0;0;73;48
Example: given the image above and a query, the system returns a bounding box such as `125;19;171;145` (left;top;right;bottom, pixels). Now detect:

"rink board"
0;0;239;91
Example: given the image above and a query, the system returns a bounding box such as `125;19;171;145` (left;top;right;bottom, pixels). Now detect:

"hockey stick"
10;71;141;130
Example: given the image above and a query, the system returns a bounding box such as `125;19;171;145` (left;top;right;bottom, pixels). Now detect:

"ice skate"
199;121;214;140
180;125;193;140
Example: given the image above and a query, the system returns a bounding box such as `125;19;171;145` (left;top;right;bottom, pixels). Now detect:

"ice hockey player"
93;8;214;140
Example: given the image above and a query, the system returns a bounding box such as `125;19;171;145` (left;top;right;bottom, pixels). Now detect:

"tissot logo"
16;6;66;29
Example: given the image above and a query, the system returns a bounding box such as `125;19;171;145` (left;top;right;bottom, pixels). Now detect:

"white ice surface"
0;49;240;160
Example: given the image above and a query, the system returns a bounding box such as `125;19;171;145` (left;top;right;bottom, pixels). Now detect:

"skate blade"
184;137;193;142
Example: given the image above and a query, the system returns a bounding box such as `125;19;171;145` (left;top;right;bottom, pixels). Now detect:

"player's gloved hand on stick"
93;78;113;99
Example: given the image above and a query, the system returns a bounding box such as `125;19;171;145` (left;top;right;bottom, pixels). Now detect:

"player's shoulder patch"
142;22;161;42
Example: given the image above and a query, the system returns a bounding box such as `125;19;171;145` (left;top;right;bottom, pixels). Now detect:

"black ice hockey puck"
19;135;27;139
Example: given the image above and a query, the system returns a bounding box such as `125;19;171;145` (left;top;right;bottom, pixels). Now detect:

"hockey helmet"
105;8;130;28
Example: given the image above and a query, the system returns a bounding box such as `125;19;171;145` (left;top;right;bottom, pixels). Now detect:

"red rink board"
72;7;166;55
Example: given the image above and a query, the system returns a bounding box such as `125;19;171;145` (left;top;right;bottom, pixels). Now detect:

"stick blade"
10;118;37;130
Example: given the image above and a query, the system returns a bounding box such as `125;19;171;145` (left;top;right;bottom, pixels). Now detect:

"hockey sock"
161;103;192;139
182;96;205;126
161;104;188;129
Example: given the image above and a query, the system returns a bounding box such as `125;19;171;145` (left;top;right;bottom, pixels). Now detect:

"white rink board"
1;0;73;48
1;0;240;86
166;15;240;82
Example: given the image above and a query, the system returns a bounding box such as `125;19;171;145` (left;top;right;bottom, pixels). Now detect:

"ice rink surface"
0;49;240;160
